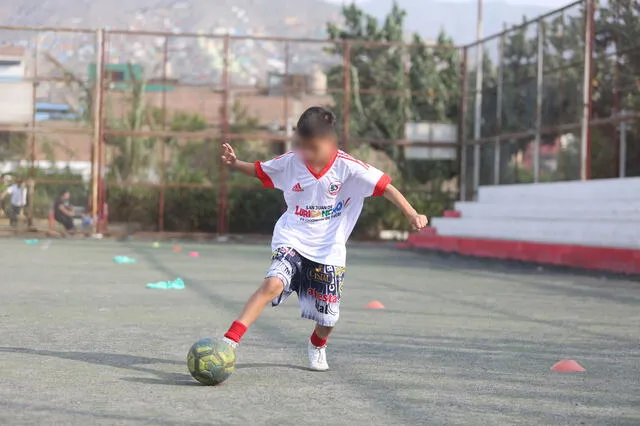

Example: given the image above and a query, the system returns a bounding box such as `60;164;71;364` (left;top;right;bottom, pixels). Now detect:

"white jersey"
255;150;391;266
6;184;27;207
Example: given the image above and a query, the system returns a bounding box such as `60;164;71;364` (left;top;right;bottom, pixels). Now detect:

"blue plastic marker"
113;256;137;264
146;278;185;290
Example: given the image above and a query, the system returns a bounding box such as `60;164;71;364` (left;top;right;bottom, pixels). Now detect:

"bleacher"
402;177;640;274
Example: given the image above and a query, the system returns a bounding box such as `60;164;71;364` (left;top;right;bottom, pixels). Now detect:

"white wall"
0;58;25;80
0;161;92;181
0;81;34;124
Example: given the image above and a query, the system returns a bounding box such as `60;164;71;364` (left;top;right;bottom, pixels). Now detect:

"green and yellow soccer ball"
187;338;236;385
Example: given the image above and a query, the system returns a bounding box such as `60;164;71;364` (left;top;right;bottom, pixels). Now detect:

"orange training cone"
550;360;586;372
172;246;182;253
365;300;385;309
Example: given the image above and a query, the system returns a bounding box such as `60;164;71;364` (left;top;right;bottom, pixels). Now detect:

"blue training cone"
113;256;137;264
146;278;185;290
24;239;39;245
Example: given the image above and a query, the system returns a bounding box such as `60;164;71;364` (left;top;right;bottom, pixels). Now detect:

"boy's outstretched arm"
383;184;429;230
221;143;256;177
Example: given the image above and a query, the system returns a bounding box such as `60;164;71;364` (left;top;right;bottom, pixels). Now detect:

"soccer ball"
187;337;236;385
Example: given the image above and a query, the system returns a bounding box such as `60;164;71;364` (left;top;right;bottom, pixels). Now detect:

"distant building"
0;45;34;125
99;62;333;127
0;45;27;82
88;63;175;92
267;68;327;97
35;103;79;121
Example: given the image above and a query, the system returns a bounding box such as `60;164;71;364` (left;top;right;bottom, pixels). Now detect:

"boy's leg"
300;263;345;371
223;247;302;348
223;277;284;345
310;323;333;351
308;324;333;371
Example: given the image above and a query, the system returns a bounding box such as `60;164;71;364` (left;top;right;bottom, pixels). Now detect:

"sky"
324;0;563;6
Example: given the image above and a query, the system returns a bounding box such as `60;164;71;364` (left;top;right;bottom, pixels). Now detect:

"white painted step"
431;217;640;249
478;177;640;203
453;201;640;221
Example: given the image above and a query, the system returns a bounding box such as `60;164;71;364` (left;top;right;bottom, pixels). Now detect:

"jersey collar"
305;150;338;179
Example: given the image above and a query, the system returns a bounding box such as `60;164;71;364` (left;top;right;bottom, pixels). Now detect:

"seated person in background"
53;189;76;233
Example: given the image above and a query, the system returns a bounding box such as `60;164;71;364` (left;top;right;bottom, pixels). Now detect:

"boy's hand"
221;143;237;166
408;213;429;231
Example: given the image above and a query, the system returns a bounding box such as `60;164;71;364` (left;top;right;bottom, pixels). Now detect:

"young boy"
220;106;428;371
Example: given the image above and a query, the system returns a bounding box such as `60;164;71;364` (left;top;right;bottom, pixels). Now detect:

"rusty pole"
158;35;169;232
283;41;290;153
96;30;107;233
25;32;39;226
342;40;351;153
91;28;105;232
217;34;231;235
612;2;621;177
580;0;595;181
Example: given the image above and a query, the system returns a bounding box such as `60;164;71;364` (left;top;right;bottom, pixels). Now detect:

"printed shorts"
266;247;345;327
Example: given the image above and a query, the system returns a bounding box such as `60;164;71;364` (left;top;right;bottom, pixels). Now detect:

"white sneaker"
308;341;329;371
221;337;238;350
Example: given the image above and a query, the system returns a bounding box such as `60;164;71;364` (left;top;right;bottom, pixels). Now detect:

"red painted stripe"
443;210;461;218
419;227;437;235
400;234;640;275
254;161;274;189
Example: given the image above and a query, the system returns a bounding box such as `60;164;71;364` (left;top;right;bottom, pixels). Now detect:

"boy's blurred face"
296;135;337;165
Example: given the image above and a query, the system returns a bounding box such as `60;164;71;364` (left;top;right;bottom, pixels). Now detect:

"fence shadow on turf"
0;346;198;387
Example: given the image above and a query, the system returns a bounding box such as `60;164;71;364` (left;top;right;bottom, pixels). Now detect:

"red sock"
224;320;248;343
310;331;328;348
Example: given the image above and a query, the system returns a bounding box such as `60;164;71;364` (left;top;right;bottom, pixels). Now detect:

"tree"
326;1;460;183
0;131;27;165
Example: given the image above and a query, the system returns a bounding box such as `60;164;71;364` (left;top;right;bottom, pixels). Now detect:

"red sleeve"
372;174;392;197
254;161;275;189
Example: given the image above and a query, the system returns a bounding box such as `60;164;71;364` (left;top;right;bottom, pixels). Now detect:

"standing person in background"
1;178;27;228
53;189;76;234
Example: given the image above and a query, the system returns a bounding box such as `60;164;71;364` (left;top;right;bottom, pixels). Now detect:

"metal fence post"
534;21;545;183
494;24;506;185
472;0;484;199
217;34;231;235
580;0;595;181
458;47;469;201
283;41;290;154
26;33;39;225
619;118;627;178
95;29;107;233
342;40;351;153
91;28;104;231
158;35;169;232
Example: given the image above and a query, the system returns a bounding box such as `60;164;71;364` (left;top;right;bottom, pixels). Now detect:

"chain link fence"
1;0;636;235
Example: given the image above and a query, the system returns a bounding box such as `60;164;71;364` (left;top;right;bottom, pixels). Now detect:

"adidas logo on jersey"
292;183;304;192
